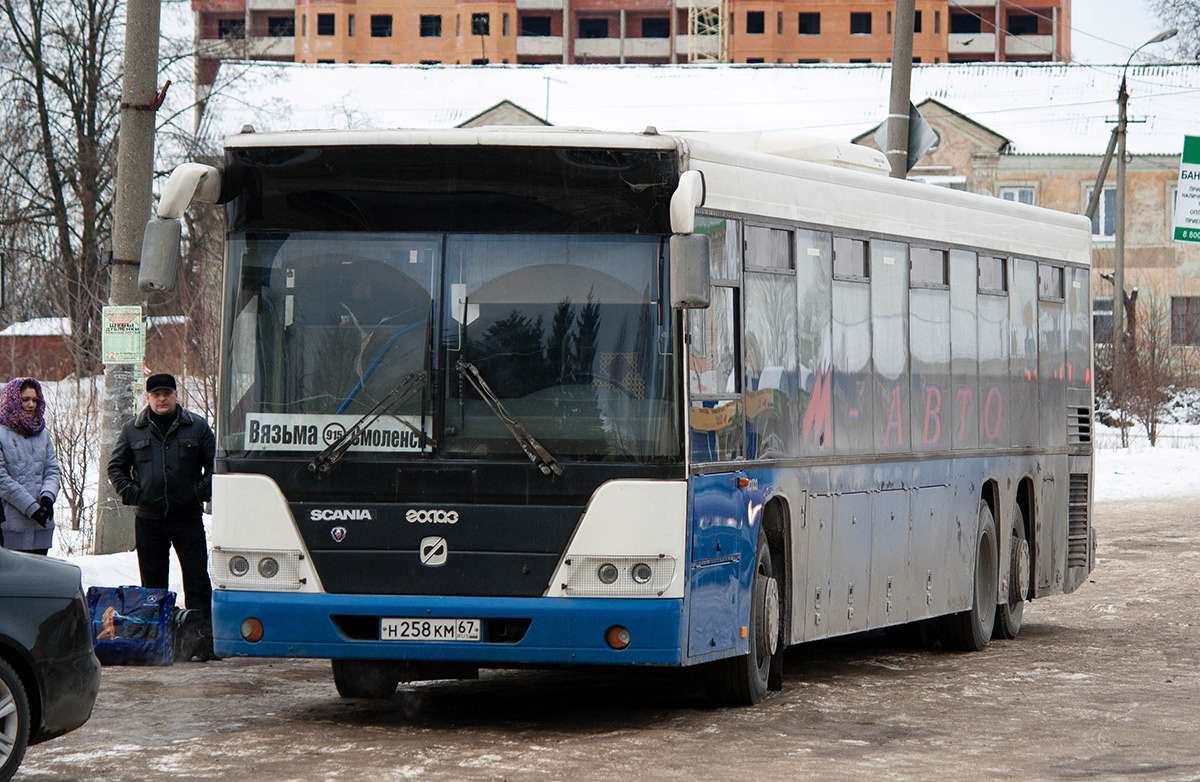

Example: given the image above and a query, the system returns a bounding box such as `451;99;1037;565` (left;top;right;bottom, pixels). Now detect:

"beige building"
192;0;1071;90
854;95;1197;348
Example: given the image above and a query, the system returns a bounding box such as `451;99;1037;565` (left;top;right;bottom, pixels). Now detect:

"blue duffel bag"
86;585;176;666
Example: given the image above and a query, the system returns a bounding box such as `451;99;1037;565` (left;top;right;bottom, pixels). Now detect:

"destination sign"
243;413;427;453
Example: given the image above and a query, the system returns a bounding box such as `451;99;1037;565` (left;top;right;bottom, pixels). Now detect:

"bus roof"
224;126;1092;266
680;134;1093;266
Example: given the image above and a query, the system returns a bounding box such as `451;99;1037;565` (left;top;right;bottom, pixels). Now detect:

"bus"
142;126;1095;705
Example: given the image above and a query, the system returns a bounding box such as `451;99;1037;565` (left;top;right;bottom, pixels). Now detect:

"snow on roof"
0;316;188;338
201;62;1200;157
0;317;70;337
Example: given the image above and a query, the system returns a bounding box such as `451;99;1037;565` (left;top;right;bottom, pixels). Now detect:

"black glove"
30;506;49;527
39;496;54;524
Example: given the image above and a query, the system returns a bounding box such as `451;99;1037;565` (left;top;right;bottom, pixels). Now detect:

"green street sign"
1175;135;1200;243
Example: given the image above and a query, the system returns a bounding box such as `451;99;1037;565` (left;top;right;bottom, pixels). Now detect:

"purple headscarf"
0;377;46;437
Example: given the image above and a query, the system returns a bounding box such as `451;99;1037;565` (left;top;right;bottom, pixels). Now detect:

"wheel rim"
756;574;780;660
1011;537;1031;603
0;680;18;766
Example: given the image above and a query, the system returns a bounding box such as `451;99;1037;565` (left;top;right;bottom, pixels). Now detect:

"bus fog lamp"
597;563;619;584
258;557;280;578
605;625;631;650
229;555;250;577
631;563;652;584
241;617;264;643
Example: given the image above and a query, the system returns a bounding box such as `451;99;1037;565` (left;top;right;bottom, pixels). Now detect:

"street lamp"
1086;27;1177;437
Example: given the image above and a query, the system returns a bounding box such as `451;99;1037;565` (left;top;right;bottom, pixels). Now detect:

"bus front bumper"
212;590;686;666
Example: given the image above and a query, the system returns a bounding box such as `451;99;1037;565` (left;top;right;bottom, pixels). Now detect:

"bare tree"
0;0;125;372
45;377;99;554
1151;0;1200;59
1116;293;1196;446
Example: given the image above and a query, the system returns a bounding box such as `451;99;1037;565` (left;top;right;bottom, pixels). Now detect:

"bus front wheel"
939;501;998;652
332;659;399;700
710;532;779;706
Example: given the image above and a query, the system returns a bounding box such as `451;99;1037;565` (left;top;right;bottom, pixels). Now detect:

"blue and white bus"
146;126;1094;704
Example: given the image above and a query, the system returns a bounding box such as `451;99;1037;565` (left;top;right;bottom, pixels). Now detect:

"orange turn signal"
240;617;264;643
605;625;631;650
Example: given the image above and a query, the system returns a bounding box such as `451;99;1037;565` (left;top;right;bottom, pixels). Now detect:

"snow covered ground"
52;425;1194;594
1093;424;1200;501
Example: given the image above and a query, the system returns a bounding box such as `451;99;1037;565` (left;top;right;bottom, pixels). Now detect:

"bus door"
687;471;748;659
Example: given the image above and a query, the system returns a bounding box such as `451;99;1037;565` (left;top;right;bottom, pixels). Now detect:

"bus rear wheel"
710;532;779;706
332;659;399;700
938;501;997;652
995;503;1030;640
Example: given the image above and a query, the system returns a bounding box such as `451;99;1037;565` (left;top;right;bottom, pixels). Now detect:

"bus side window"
871;239;909;451
690;216;744;462
744;223;798;459
950;249;980;449
796;229;833;455
698;216;741;283
977;255;1010;448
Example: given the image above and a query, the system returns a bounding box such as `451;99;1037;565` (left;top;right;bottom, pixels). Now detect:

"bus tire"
331;659;398;700
0;658;30;782
995;503;1030;640
710;532;778;706
939;501;997;652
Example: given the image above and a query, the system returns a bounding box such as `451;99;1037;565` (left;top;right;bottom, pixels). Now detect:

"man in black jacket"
107;373;217;660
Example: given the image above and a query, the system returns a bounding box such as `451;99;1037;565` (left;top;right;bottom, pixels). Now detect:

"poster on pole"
1174;135;1200;243
101;305;145;364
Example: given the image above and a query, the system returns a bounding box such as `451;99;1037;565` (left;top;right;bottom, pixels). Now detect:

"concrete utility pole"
1112;73;1129;416
94;0;163;554
886;0;916;180
1083;28;1177;446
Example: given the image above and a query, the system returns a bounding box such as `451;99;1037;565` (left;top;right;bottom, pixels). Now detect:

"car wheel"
0;658;30;782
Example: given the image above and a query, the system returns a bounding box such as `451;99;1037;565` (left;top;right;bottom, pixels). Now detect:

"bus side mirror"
670;233;711;309
139;217;182;292
138;162;222;293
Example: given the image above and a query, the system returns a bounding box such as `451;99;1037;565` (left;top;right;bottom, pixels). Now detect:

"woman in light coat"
0;378;61;554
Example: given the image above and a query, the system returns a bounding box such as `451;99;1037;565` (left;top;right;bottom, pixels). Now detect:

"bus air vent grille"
1068;407;1092;444
1067;473;1090;568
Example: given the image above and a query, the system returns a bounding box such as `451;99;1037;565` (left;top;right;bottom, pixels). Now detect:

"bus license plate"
380;618;482;642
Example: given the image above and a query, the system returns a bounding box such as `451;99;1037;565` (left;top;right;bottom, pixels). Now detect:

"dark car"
0;549;101;782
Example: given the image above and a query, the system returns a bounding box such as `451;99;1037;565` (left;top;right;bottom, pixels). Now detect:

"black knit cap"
146;373;177;393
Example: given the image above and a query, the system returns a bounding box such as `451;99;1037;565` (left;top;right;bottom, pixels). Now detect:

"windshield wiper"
456;360;564;477
308;371;429;475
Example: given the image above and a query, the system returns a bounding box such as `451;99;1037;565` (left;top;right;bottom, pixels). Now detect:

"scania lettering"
309;509;376;522
151;126;1095;705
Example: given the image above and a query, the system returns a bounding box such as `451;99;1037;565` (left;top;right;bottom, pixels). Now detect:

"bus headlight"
560;555;676;597
258;557;280;579
228;555;250;577
211;548;303;591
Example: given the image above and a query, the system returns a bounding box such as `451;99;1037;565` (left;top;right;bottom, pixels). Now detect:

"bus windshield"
221;231;681;464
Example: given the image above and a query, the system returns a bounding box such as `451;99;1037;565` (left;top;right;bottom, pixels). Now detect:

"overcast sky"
1071;0;1171;64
